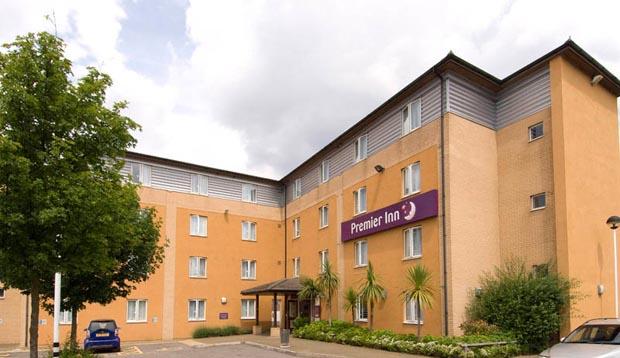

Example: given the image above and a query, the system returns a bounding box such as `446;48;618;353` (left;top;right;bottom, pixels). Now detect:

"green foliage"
292;316;311;330
465;260;576;353
298;275;323;319
47;343;98;358
342;287;358;322
192;325;251;338
401;265;435;340
294;320;520;357
317;261;340;325
358;262;386;331
459;320;502;336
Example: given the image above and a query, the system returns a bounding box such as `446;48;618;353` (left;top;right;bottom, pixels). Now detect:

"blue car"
83;319;121;352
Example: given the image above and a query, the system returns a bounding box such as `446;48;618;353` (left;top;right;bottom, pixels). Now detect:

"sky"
1;0;619;179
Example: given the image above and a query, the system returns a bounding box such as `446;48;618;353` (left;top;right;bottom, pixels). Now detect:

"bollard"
280;328;290;348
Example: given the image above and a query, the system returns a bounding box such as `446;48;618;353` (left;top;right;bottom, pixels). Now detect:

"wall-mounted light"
598;284;605;296
474;287;483;298
374;165;385;173
221;297;227;304
591;74;604;86
224;209;229;215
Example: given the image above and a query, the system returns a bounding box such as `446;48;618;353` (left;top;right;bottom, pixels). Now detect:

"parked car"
83;319;121;352
539;318;620;357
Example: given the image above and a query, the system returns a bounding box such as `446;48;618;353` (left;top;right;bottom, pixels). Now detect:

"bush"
293;320;520;357
465;260;576;353
48;347;98;358
192;325;252;338
292;316;311;330
460;320;502;336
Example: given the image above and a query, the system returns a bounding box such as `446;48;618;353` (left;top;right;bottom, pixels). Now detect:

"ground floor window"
404;298;422;323
127;299;147;322
241;299;256;319
188;299;206;321
355;298;368;322
59;310;72;325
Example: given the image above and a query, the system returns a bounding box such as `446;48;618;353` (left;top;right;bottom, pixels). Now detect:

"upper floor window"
293;218;301;239
189;256;207;278
241;260;257;279
531;192;546;211
319;250;329;273
130;163;151;186
319;205;329;228
242;221;257;241
293;257;301;277
188;299;206;321
191;174;208;195
354;135;368;162
529;122;544;142
127;299;147;323
190;214;208;237
355;297;368;322
404;298;422;324
241;299;256;319
293;179;302;199
320;160;330;183
402;162;421;197
402;99;422;135
353;187;367;215
403;227;422;259
355;240;368;267
242;184;257;203
59;310;72;325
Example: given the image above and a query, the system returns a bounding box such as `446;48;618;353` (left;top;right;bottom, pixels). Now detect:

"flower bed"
293;320;520;358
192;325;252;338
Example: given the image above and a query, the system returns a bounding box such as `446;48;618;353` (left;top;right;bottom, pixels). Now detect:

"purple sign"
219;312;228;320
341;190;438;242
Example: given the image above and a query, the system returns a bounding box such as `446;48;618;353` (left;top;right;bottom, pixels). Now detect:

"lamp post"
607;216;620;318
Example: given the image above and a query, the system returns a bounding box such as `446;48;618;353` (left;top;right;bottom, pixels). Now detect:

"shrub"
292;316;311;330
192;325;252;338
460;320;502;336
48;347;98;358
465;260;577;353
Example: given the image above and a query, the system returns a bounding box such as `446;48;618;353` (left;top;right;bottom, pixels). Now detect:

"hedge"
192;325;252;338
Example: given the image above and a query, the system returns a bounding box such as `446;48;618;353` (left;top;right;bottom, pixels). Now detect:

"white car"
539;318;620;357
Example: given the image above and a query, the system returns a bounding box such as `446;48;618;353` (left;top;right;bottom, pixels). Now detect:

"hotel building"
1;40;620;346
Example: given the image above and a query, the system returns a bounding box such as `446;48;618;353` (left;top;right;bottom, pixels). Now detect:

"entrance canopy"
240;277;301;296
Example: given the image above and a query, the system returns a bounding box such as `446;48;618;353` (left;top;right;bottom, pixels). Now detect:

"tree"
317;261;339;326
298;276;322;321
0;32;162;357
342;287;358;323
358;262;386;331
401;265;434;340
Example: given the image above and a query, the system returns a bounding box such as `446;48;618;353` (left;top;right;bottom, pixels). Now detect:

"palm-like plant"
342;287;358;323
401;265;434;340
298;276;323;321
317;261;340;325
358;261;386;331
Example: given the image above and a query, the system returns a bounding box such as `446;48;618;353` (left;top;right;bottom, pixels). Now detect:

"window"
241;299;256;319
531;193;546;210
353;187;367;215
355;298;368;322
0;287;4;299
242;221;257;241
191;174;208;195
403;227;422;259
354;135;368;162
127;299;147;322
404;298;423;323
190;215;207;237
319;205;329;228
241;260;257;279
293;218;301;238
355;240;368;267
529;122;544;141
402;99;422;135
319;250;329;273
59;310;72;325
188;299;205;321
293;179;302;199
130;163;151;186
320;160;330;183
293;257;301;277
189;256;207;278
242;184;257;203
402;162;421;197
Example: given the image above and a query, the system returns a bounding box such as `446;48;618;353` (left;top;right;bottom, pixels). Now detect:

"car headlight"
539;354;550;358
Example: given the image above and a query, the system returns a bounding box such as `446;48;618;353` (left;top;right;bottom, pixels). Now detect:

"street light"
607;215;620;318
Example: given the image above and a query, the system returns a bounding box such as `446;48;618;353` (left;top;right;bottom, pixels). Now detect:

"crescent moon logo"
404;202;416;220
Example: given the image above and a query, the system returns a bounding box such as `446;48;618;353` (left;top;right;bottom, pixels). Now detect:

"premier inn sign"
341;190;438;242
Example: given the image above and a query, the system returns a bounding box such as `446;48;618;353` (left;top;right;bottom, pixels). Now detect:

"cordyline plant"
358;262;386;331
401;265;435;341
317;261;340;326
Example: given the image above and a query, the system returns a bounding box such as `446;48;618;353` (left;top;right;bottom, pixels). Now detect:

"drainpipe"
283;184;288;278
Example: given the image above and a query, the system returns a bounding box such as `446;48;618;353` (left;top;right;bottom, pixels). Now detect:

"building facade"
1;40;620;346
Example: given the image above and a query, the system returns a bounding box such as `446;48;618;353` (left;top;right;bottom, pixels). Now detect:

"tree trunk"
416;298;421;341
368;301;374;331
327;297;332;326
29;279;40;358
309;296;314;321
70;307;78;350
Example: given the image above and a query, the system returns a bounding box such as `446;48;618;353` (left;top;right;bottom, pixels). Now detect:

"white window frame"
127;299;148;323
189;256;207;278
241;259;257;280
241;184;258;203
188;299;206;321
353;187;367;215
403;226;422;260
242;221;257;241
130;163;151;186
402;99;422;135
402;162;421;197
293;217;301;239
293;257;301;278
319;205;329;229
320;160;330;183
189;214;208;237
355;298;368;322
190;174;209;195
59;310;72;325
319;250;329;273
354;240;368;267
528;122;544;142
530;192;546;211
241;299;256;319
293;178;302;199
404;298;423;324
354;134;368;162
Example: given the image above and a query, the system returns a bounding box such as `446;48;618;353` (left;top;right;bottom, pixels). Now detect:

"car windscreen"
564;324;620;344
88;321;117;332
